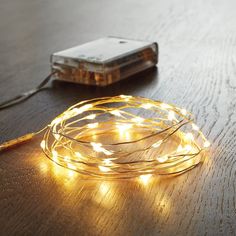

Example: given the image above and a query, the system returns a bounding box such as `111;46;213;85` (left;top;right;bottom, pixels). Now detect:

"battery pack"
51;36;158;86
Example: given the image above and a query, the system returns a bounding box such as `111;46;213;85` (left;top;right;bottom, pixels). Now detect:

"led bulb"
141;103;154;109
98;166;111;172
192;123;199;131
152;140;163;148
131;117;144;123
110;110;122;117
87;122;99;128
40;140;46;150
203;141;210;148
86;114;96;120
185;132;194;141
139;174;152;185
168;111;176;121
157;155;168;163
40;95;210;178
181;109;187;115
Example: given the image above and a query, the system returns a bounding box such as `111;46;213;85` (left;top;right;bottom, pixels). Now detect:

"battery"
51;36;158;86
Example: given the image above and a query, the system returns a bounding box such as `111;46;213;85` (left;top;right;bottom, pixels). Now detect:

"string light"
39;95;210;178
139;174;152;185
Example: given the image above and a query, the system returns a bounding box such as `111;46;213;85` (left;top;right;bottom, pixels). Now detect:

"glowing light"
185;132;194;141
52;150;58;161
67;163;76;170
75;152;82;158
110;110;122;117
120;95;131;99
139;174;152;185
103;159;112;166
185;145;192;152
152;140;163;148
120;95;132;101
99;182;110;195
40;140;46;149
91;142;113;156
39;95;210;178
86;114;96;120
168;111;176;121
181;108;187;115
68;170;75;177
204;141;210;148
160;103;171;109
91;142;102;151
99;166;111;172
39;162;48;173
72;104;93;115
103;150;113;156
116;124;133;133
51;117;63;126
131;117;144;123
54;133;60;140
177;145;183;152
141;103;154;109
192;123;199;131
87;122;99;128
157;155;168;163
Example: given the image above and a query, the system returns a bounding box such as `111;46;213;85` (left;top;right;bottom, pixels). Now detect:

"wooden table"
0;0;236;235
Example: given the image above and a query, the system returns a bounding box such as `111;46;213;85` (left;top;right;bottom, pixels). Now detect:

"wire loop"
41;95;210;178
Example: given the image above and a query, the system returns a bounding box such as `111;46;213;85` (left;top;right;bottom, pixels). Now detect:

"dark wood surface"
1;0;236;235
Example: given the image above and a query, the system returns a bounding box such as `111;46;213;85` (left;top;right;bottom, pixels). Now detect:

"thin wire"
0;94;210;178
40;95;210;178
0;72;55;150
0;72;55;110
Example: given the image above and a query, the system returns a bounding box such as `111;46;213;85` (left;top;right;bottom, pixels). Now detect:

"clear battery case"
51;36;158;86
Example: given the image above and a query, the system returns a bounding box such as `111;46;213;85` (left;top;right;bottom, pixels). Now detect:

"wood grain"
0;0;236;235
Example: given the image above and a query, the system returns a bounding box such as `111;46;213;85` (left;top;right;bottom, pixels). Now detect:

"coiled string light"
39;95;210;178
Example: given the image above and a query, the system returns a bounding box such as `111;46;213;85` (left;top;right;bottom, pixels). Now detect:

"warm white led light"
91;142;113;156
203;141;211;148
160;103;171;109
116;124;133;133
181;108;187;115
141;103;154;109
192;123;199;131
73;104;93;115
168;111;176;121
110;110;122;117
52;150;58;161
157;155;168;163
152;140;163;148
75;152;82;158
99;166;111;172
40;140;46;149
86;114;96;120
87;122;99;128
40;95;210;178
139;174;152;185
185;145;192;152
131;117;144;123
185;132;194;141
103;159;112;166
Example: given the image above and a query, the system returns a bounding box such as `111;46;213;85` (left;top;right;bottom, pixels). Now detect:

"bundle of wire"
37;95;210;178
